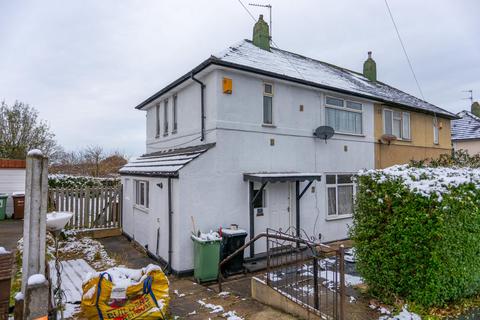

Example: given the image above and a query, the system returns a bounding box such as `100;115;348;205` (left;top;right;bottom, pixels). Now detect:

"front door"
253;182;294;254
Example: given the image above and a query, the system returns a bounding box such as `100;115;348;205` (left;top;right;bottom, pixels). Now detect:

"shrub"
351;165;480;307
48;174;120;188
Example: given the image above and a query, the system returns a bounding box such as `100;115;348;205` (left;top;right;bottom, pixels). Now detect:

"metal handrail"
217;231;322;291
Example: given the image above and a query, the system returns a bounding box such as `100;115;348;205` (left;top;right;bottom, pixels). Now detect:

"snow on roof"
451;110;480;141
119;143;214;177
243;172;323;183
213;40;455;118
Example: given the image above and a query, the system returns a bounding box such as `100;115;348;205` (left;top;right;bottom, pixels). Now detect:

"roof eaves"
135;57;217;110
209;59;458;119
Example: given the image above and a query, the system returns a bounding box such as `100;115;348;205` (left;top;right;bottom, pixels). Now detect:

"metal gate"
265;228;346;319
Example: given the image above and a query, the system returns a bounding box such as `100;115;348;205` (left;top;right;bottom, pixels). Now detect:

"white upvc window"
163;99;169;136
134;180;149;209
383;109;410;140
263;83;273;125
326;174;355;218
155;103;160;138
325;96;363;135
172;95;178;134
433;118;439;144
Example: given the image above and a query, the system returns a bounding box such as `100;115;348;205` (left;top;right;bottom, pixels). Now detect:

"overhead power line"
384;0;425;101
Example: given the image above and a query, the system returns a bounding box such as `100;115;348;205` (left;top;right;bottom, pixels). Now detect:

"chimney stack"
252;14;270;51
472;101;480;117
363;51;377;82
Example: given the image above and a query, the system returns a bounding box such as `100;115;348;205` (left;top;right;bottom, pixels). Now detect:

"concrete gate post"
21;150;48;294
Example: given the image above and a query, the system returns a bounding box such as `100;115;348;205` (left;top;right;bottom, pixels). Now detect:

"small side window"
134;180;149;209
163;99;169;136
172;95;178;133
155;103;160;138
433;119;439;144
263;83;273;125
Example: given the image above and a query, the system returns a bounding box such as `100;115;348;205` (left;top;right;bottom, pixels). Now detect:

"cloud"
0;0;478;154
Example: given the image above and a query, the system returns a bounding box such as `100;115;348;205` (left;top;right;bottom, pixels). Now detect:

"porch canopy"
243;172;322;257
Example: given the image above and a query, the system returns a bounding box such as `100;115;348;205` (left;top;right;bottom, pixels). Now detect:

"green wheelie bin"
191;233;221;282
0;194;7;220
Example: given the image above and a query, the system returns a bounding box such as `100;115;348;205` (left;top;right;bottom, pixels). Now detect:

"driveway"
0;219;23;252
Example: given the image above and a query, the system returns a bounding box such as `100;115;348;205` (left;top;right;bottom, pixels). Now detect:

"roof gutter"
135;58;458;120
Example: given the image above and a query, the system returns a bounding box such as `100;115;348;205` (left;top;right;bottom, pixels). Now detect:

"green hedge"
351;165;480;307
48;174;120;188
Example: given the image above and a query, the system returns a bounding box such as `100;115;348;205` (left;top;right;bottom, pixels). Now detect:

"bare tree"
0;101;59;159
85;145;105;177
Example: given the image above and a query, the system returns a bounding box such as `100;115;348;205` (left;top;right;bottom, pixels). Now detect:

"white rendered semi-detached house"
120;15;454;274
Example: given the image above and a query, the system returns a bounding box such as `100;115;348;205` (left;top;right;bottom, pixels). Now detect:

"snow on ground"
61;303;80;319
197;299;224;313
222;310;244;320
379;306;421;320
58;235;115;269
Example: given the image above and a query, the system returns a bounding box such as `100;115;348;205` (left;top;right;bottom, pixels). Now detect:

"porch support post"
295;180;314;239
295;181;300;238
249;181;255;257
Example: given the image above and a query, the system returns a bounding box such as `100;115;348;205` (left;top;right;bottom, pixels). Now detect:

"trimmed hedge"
48;174;120;188
351;165;480;307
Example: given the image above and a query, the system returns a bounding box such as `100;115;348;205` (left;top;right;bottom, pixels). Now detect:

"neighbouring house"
0;159;26;218
452;102;480;155
120;15;456;274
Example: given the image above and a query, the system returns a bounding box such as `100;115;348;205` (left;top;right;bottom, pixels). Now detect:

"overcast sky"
1;1;479;155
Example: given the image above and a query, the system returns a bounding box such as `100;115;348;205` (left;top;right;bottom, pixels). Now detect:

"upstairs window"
326;174;355;217
325;96;363;134
263;83;273;125
163;99;169;136
433;118;439;144
155;103;160;138
172;95;178;133
383;109;410;140
135;180;149;209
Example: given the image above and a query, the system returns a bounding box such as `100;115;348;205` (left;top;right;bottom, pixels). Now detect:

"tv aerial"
462;90;474;106
249;3;272;41
313;126;335;143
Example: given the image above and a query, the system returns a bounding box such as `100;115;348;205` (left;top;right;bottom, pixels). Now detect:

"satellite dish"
313;126;335;143
380;134;397;145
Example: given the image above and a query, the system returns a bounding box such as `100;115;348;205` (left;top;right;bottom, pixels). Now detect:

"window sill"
262;123;276;128
333;131;365;137
134;205;149;213
325;214;352;221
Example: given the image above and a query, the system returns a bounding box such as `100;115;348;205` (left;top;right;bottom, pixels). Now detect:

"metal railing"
265;228;346;320
217;227;346;319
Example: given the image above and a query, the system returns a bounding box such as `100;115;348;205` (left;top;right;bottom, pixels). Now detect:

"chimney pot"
363;51;377;82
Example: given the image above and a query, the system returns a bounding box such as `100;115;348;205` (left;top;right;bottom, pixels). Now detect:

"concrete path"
0;219;23;252
98;235;296;319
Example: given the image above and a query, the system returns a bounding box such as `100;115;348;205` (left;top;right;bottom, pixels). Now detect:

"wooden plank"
79;190;84;229
84;189;89;229
55;190;59;212
95;188;100;228
48;259;95;303
99;188;105;229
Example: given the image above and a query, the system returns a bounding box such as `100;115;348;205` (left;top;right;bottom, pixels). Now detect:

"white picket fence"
48;185;122;230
